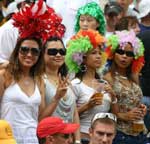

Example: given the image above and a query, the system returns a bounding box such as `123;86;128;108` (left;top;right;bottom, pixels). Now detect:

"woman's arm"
73;105;81;143
0;74;5;100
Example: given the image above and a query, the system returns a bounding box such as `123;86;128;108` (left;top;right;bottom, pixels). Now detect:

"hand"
126;107;144;121
103;83;116;99
87;92;103;108
54;74;69;101
139;104;147;116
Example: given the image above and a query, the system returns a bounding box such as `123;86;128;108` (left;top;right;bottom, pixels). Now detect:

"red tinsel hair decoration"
132;56;145;73
12;0;66;42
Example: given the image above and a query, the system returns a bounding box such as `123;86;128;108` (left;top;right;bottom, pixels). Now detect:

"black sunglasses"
116;49;134;57
19;46;40;56
47;48;66;56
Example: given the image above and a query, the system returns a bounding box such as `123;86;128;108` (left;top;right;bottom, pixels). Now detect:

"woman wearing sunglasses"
65;29;117;144
103;30;148;144
0;37;44;144
42;36;80;143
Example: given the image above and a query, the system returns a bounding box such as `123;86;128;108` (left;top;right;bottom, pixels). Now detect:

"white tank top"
0;83;41;144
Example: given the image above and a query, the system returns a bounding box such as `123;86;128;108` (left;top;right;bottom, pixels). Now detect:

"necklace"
22;77;34;86
46;74;58;86
115;72;128;80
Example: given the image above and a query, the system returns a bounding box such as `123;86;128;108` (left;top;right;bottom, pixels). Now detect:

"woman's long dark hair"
43;36;68;77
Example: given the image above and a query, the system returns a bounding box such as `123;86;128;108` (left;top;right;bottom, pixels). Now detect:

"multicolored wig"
75;2;106;35
65;29;107;73
105;30;145;73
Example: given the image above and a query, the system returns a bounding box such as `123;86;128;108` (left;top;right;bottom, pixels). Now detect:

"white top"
0;83;41;144
44;77;76;122
0;19;19;63
71;78;111;133
46;0;99;45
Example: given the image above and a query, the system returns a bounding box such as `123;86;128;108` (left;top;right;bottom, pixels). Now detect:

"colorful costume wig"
105;30;145;73
65;29;107;73
75;2;106;35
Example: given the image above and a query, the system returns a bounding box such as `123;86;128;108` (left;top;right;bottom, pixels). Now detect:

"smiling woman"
0;36;44;144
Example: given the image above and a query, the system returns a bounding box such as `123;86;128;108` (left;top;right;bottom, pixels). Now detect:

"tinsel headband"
105;30;145;73
75;2;106;35
12;0;65;42
65;29;107;73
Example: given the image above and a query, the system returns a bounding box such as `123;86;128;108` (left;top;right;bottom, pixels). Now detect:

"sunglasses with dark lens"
116;49;134;57
20;46;40;56
47;48;66;56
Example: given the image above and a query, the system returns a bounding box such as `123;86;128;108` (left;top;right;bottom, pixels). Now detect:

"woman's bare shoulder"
103;72;113;85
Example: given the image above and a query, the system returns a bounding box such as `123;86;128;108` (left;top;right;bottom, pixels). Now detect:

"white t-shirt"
71;78;111;134
0;19;19;63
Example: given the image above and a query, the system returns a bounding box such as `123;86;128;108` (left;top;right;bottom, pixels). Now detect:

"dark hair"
43;36;68;77
115;16;139;31
17;0;35;9
38;137;46;144
7;37;44;82
104;1;123;15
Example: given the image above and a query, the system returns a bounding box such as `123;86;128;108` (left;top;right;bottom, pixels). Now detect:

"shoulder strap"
36;76;45;97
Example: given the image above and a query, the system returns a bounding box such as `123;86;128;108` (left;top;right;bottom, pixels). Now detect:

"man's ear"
46;135;55;144
89;127;93;137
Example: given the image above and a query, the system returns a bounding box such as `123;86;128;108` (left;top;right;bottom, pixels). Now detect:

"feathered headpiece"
12;0;65;42
105;30;145;73
75;2;106;35
65;29;107;73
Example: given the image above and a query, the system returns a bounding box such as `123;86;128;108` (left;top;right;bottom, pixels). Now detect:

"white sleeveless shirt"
0;83;41;144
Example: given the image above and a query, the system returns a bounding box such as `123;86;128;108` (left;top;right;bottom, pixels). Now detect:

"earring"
80;64;87;72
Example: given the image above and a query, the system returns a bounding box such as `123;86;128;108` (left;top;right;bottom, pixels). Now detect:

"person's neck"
106;24;115;32
21;67;31;77
115;68;127;77
46;67;58;78
83;69;96;81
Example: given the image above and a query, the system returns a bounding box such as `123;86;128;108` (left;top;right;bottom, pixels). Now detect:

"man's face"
106;12;122;28
52;134;73;144
117;0;132;10
89;123;116;144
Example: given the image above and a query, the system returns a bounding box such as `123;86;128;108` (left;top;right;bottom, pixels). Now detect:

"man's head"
37;117;79;144
104;2;123;30
117;0;133;11
89;113;117;144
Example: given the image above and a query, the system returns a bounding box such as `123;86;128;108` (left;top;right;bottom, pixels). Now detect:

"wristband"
75;140;81;144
